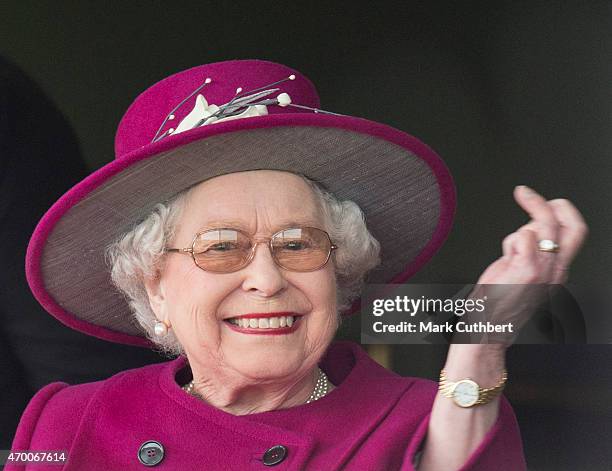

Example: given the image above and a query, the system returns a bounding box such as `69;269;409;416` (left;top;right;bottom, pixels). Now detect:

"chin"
229;348;307;379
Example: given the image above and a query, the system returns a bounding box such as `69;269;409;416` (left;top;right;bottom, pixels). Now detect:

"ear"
143;271;167;321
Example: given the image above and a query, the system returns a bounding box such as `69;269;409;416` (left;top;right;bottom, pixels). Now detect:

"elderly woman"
9;60;586;470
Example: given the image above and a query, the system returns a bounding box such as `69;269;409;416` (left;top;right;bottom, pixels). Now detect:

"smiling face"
145;170;339;385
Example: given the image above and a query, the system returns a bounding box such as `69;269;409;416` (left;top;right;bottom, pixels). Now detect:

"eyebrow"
196;218;323;233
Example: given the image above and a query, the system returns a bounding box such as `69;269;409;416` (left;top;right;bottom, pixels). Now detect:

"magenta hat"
26;59;456;347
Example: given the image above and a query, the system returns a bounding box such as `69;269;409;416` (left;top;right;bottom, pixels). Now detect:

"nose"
240;242;287;296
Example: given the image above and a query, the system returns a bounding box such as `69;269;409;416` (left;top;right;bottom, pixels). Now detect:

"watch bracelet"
438;368;508;405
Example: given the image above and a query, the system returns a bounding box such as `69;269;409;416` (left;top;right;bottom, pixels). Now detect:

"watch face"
452;380;479;407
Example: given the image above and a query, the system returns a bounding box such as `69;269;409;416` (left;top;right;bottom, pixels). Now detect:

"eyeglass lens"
192;227;333;272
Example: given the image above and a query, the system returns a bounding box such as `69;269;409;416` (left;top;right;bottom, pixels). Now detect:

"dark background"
1;2;611;470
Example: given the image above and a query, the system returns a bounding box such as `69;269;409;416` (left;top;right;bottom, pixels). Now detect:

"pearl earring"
154;320;170;337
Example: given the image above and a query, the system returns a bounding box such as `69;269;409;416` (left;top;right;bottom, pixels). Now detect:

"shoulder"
11;360;173;450
335;341;438;390
11;380;100;450
329;341;439;409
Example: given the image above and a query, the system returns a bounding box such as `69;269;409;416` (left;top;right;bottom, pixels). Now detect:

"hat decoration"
153;74;344;143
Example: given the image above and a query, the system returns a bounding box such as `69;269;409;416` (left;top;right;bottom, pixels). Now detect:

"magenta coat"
8;341;526;470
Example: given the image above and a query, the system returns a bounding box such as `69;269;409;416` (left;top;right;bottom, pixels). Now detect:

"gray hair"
106;174;381;356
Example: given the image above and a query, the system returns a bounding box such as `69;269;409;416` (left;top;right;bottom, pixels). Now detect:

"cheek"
308;268;337;308
163;264;237;325
294;268;338;321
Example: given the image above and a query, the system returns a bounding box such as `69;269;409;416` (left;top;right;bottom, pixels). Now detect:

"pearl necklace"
182;368;331;405
306;367;331;404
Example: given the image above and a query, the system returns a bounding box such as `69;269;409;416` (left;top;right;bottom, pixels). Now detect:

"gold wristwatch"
438;369;507;407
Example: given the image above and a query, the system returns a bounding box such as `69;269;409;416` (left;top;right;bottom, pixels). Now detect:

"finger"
502;231;520;257
503;230;541;283
546;199;587;283
513;186;559;241
503;227;540;257
514;213;569;284
513;188;562;271
513;222;557;278
514;220;537;236
548;198;588;268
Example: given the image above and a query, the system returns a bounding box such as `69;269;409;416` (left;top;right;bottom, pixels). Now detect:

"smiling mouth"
223;313;303;332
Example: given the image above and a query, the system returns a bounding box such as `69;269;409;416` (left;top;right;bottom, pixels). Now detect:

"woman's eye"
208;242;237;252
283;240;309;250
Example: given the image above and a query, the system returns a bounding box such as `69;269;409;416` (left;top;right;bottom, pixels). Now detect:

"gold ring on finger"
537;239;560;253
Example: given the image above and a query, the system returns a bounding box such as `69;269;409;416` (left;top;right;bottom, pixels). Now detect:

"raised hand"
477;185;588;286
466;185;588;345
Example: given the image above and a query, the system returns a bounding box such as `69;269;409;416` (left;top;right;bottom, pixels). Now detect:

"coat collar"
157;340;409;438
64;340;424;470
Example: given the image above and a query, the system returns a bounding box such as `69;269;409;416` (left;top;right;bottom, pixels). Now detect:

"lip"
223;313;303;336
226;311;302;320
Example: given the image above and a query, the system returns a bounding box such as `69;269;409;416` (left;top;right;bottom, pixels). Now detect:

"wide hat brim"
26;112;456;348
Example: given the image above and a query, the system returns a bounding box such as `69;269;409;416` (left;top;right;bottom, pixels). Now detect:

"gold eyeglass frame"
165;226;338;273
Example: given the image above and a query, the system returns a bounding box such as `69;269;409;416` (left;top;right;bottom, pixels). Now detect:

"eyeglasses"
165;227;338;273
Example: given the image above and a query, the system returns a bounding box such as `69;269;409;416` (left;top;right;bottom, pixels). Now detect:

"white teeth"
229;316;297;329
